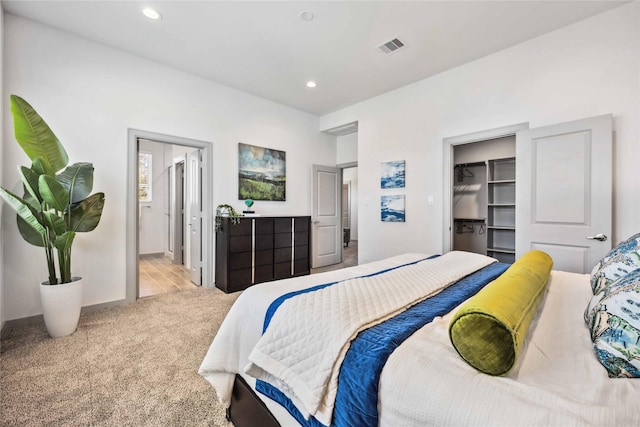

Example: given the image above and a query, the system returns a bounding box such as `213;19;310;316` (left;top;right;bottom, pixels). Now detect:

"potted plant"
0;95;105;338
215;204;242;232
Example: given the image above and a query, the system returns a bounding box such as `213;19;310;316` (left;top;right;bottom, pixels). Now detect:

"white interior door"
187;149;202;285
516;114;612;273
312;164;342;268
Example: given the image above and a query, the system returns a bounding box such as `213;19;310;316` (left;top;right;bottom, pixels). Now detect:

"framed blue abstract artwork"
381;160;405;189
381;195;405;222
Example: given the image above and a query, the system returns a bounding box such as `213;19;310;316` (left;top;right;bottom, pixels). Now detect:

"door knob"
586;233;607;242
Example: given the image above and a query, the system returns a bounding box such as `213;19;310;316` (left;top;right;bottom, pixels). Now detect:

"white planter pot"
39;277;83;338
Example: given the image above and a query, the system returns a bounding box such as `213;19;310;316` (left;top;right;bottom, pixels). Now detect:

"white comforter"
245;251;495;424
199;254;640;427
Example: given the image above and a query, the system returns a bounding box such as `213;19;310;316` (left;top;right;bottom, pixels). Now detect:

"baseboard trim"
1;298;129;335
139;252;165;259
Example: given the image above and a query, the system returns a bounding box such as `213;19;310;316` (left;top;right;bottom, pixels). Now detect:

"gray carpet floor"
0;287;240;426
0;245;358;426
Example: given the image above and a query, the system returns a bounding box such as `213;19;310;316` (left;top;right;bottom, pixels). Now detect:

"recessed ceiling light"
300;11;314;22
142;7;162;21
306;81;317;88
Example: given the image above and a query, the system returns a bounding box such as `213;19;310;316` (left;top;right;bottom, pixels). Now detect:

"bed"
199;249;640;427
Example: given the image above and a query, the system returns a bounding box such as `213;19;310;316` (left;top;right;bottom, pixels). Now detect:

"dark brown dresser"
215;216;310;293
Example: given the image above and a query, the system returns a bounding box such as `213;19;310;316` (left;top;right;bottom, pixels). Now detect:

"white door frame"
126;129;214;302
442;122;528;254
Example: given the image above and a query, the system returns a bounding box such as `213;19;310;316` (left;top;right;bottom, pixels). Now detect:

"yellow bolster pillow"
449;250;553;376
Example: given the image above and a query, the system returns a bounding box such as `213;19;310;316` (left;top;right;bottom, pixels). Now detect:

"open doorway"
311;121;359;273
126;130;213;303
137;139;200;297
341;166;358;267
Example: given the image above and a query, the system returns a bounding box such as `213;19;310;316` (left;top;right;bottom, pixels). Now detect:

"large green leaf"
0;187;47;249
39;174;70;212
0;187;46;235
10;95;68;173
22;192;40;211
57;162;94;204
19;166;42;203
31;157;54;177
54;231;75;252
43;211;67;235
17;215;46;247
69;192;105;232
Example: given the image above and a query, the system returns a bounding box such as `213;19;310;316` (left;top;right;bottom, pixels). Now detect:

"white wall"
2;15;336;321
0;6;4;332
138;139;169;255
320;3;640;264
336;133;358;165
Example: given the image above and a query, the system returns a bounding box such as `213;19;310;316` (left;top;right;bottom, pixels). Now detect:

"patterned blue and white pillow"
585;270;640;378
590;232;640;294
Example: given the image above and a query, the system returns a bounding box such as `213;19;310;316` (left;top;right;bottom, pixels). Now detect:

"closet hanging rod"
453;218;486;223
454;161;486;168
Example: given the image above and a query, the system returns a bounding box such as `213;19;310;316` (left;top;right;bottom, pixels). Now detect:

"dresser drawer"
229;269;252;290
294;231;308;246
255;265;274;283
229;252;252;270
255;234;274;251
294;218;309;232
274;247;292;263
230;235;252;253
255;249;273;266
255;218;274;235
274;262;292;279
274;233;292;248
274;218;292;233
294;245;308;260
294;258;309;275
229;218;252;236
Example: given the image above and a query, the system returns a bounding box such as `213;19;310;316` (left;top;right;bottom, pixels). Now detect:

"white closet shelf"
487;247;516;254
487;225;515;230
488;180;515;184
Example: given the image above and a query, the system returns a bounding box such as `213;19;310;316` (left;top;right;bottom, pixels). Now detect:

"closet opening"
442;123;528;261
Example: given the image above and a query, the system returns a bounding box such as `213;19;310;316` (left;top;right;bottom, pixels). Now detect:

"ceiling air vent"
377;38;406;55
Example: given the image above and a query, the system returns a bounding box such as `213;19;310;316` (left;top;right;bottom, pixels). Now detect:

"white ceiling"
1;1;627;116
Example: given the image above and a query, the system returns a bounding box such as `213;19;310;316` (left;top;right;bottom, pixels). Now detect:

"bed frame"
228;374;281;427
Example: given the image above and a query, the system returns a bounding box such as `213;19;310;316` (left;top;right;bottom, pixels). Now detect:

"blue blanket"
256;260;510;427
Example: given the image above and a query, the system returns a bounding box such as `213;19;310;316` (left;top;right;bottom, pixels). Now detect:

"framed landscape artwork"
238;143;286;201
381;160;405;189
381;195;405;222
